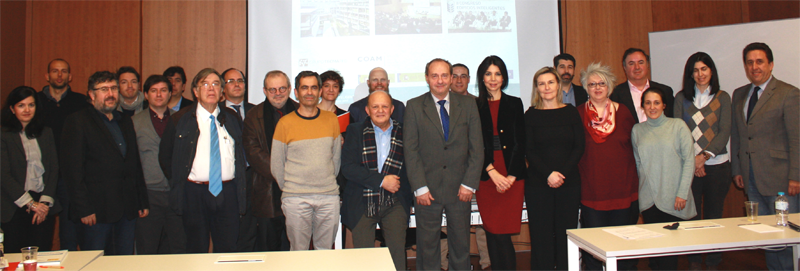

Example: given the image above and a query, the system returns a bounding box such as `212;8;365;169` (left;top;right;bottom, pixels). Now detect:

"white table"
567;214;800;271
81;247;394;271
4;250;104;271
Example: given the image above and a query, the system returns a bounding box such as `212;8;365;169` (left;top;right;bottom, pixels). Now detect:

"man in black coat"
554;53;588;107
610;48;674;123
159;68;247;253
60;71;149;255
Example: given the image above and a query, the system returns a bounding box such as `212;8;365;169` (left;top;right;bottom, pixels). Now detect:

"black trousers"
2;203;55;252
580;202;638;271
641;207;683;271
485;229;515;271
183;181;240;253
526;184;580;271
687;162;731;267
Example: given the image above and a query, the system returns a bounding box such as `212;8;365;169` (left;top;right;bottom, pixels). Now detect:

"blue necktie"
438;100;449;141
209;115;222;197
746;86;760;122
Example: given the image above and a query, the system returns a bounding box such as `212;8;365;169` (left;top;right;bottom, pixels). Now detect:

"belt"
187;179;232;185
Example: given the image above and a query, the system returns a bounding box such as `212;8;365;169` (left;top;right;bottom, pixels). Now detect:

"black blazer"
60;108;148;223
178;97;195;110
1;127;61;223
340;119;413;229
478;93;527;181
610;80;674;121
573;84;589;106
159;104;247;215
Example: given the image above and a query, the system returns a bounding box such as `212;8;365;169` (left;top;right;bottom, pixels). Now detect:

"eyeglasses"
267;86;288;94
93;86;119;92
452;74;469;80
226;79;245;85
198;82;221;89
586;82;607;89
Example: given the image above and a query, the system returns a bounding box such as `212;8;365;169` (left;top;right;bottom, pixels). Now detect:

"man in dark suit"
241;70;296;252
731;42;799;271
38;58;91;251
348;67;406;123
404;58;483;271
132;75;185;254
610;48;674;123
163;66;194;111
159;68;247;253
341;90;413;271
61;71;149;255
554;53;588;106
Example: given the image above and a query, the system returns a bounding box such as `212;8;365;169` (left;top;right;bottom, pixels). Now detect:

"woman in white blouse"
1;86;60;252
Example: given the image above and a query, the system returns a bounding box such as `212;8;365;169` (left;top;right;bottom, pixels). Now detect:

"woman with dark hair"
474;55;526;270
674;52;731;270
632;87;696;270
577;63;640;271
525;67;584;270
318;70;350;137
1;86;60;252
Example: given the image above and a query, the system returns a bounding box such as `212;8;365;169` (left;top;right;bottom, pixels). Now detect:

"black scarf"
361;119;404;217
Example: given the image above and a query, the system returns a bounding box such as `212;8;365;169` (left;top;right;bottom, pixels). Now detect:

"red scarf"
585;101;616;143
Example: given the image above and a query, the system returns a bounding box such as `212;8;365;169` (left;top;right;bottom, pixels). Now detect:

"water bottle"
775;192;789;226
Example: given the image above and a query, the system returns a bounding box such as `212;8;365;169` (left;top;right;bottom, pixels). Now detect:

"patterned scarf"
361;119;404;217
585;101;616;143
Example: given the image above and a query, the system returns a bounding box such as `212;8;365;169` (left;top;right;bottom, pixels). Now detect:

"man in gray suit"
732;42;799;271
132;75;185;254
404;58;483;271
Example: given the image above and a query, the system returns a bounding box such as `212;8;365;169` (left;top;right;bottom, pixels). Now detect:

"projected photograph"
300;0;370;38
447;1;513;33
375;0;443;35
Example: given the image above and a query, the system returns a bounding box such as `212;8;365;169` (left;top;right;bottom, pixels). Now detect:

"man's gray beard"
96;101;118;114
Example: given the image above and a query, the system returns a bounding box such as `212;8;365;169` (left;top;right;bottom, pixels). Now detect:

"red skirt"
476;150;525;234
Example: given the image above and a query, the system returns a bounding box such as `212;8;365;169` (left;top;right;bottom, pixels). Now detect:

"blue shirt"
171;97;184;112
563;84;576;107
371;119;394;174
98;109;126;157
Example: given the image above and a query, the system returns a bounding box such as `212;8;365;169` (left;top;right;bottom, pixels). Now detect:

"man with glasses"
163;66;194;111
159;68;247;253
347;67;406;123
450;63;475;98
553;54;588;107
220;68;254;121
61;71;149;255
271;71;342;250
240;70;297;252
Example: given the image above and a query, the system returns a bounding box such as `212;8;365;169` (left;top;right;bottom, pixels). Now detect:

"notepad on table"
37;250;68;266
603;226;664;240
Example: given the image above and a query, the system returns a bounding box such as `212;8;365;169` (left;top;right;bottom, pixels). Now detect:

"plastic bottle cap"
778;192;785;196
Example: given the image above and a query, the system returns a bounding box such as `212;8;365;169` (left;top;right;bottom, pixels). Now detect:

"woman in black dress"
525;67;585;270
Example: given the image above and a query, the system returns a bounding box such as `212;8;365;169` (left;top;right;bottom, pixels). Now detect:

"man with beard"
271;71;342;250
60;71;149;255
37;58;91;251
554;54;588;107
347;67;406;123
116;66;146;117
242;70;297;251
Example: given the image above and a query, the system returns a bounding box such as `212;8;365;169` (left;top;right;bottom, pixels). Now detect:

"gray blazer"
132;108;176;191
404;92;483;204
731;77;799;195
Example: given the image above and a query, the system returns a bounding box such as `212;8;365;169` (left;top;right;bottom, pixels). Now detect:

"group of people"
451;10;512;32
1;41;797;271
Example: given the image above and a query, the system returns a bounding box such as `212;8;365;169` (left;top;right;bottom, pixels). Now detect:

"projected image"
447;1;513;33
300;0;370;37
375;0;443;35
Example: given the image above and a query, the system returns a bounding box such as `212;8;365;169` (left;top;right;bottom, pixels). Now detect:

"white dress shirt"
225;100;246;120
742;75;771;121
189;105;236;181
629;80;650;122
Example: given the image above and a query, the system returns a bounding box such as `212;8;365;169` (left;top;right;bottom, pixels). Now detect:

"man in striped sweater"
271;71;342;250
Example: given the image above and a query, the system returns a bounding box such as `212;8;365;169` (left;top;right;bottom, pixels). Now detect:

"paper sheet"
214;255;265;264
603;226;664;240
680;221;723;230
739;224;785;233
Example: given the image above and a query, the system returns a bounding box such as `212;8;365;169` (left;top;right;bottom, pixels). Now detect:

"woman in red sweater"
576;63;640;271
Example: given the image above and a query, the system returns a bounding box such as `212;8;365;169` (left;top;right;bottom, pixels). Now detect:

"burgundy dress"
476;100;525;234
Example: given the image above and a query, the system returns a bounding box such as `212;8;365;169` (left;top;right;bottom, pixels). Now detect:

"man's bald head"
367;67;390;93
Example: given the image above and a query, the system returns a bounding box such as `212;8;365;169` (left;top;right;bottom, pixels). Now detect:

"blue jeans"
746;162;800;271
79;217;136;255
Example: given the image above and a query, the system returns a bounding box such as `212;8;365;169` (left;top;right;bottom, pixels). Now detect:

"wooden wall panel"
748;0;799;23
1;0;29;105
28;1;140;95
651;1;743;32
141;0;246;101
560;0;653;85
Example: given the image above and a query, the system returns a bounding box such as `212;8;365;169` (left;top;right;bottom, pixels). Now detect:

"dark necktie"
438;100;449;141
746;86;760;122
232;105;242;119
209;115;222;197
